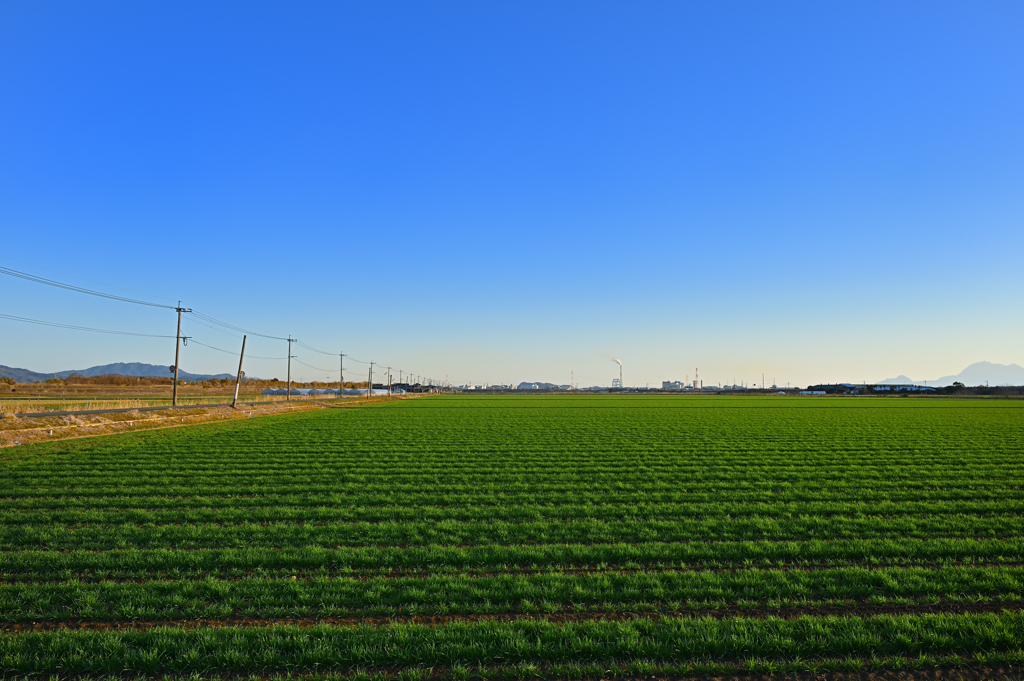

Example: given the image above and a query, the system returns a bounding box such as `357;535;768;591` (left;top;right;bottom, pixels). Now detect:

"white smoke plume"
611;358;622;366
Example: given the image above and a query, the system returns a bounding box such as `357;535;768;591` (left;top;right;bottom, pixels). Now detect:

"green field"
1;395;1023;679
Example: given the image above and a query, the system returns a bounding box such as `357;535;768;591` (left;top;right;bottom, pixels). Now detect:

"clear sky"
1;2;1022;387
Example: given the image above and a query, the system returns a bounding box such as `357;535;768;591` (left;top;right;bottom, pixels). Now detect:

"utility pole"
387;366;392;396
287;337;296;401
339;353;345;397
171;302;192;407
232;335;247;408
368;362;374;402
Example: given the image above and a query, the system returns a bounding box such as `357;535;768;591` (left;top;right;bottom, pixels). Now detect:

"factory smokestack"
611;358;622;388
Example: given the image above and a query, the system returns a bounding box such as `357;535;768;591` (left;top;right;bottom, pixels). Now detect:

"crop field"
1;395;1022;680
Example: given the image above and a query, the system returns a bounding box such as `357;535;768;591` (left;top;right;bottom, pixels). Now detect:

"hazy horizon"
2;3;1021;387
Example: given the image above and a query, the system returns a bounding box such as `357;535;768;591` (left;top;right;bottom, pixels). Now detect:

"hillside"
0;362;235;383
878;361;1024;387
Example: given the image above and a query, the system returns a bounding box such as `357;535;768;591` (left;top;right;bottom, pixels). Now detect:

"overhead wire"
344;355;372;365
0;254;179;304
189;339;286;360
294;341;386;371
0;312;176;337
190;310;288;341
294;358;336;373
1;264;421;380
187;316;244;338
0;266;176;309
295;341;336;355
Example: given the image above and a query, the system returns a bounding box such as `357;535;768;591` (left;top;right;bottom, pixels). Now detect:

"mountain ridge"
0;362;235;383
877;361;1024;387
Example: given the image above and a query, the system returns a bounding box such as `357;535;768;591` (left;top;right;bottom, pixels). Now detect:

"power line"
0;254;178;304
188;316;244;338
0;312;176;338
190;310;287;341
1;262;419;380
295;340;336;355
0;265;176;309
294;342;376;369
344;355;372;365
294;358;336;373
189;339;285;360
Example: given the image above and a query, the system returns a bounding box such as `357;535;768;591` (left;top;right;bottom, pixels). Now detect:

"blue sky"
1;2;1022;387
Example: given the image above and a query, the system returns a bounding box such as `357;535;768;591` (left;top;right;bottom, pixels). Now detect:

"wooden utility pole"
232;335;247;408
287;337;295;401
171;302;191;407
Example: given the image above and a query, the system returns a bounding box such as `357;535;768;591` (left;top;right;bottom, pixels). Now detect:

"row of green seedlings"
2;613;1022;676
15;652;1018;681
4;483;1020;508
16;437;1021;463
9;461;1020;487
4;514;1022;551
4;539;1023;582
9;477;1024;503
2;565;1022;623
5;497;1023;527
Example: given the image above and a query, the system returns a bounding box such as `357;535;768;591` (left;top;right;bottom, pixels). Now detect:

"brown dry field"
0;392;409;448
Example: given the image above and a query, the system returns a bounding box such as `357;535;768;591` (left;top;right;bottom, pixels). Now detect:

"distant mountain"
878;362;1024;387
931;361;1024;387
0;362;235;383
877;375;915;385
0;365;52;383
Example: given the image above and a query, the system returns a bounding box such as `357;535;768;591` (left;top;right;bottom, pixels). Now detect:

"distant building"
872;384;936;392
611;378;622;388
806;384;862;395
662;380;686;390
